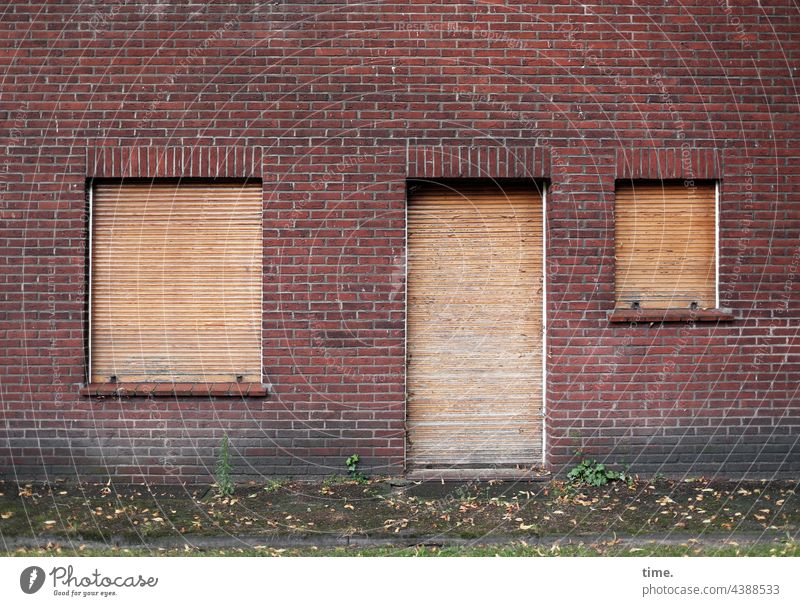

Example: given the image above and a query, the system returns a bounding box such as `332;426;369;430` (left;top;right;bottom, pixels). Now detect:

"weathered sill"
608;308;735;323
79;382;269;397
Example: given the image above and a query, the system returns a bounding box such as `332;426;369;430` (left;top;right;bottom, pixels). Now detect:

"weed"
263;478;287;494
214;435;235;498
345;454;368;484
567;458;632;488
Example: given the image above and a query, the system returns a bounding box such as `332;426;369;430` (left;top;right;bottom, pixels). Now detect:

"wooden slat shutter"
615;182;716;309
407;182;543;468
91;182;262;383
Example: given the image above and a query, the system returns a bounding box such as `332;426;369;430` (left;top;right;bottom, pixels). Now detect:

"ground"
1;476;798;556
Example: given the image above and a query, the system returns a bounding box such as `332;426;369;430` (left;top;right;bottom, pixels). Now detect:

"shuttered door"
615;182;716;309
407;182;544;469
91;182;262;383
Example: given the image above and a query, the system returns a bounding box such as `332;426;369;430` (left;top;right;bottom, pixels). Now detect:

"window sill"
79;382;269;397
608;308;735;323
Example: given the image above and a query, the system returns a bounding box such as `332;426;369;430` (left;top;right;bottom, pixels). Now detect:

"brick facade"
1;1;798;482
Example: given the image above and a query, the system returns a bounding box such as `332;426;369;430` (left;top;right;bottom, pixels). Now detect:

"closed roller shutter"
615;181;716;309
91;181;262;383
407;181;544;469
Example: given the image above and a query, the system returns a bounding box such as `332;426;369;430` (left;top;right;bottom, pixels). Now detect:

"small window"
615;180;716;310
90;180;262;383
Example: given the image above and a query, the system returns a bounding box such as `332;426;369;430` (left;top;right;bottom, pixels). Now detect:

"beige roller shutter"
615;181;716;309
91;181;262;383
407;181;544;469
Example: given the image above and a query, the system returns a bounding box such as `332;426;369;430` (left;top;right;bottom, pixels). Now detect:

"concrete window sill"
79;382;269;397
608;308;735;323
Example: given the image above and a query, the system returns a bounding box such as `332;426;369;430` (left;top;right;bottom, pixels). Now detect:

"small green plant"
214;434;235;498
322;474;349;488
345;453;368;483
567;457;631;487
263;478;287;493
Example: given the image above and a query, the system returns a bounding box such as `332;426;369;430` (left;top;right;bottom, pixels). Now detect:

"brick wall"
1;1;798;482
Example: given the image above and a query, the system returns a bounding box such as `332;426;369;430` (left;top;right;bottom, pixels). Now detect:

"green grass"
7;540;799;558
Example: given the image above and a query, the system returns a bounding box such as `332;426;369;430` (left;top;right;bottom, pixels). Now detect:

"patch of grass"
263;479;288;494
322;475;352;488
7;540;799;558
306;540;800;558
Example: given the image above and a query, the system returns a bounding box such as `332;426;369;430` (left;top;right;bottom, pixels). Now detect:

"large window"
615;180;717;310
90;181;262;383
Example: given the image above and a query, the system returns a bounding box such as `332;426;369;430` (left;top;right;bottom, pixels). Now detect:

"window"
89;180;262;385
614;180;717;311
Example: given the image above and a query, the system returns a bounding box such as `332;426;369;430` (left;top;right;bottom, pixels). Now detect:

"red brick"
1;1;797;484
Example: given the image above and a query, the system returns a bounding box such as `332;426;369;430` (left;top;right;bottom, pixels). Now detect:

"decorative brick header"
86;146;263;179
616;147;722;180
407;145;549;179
